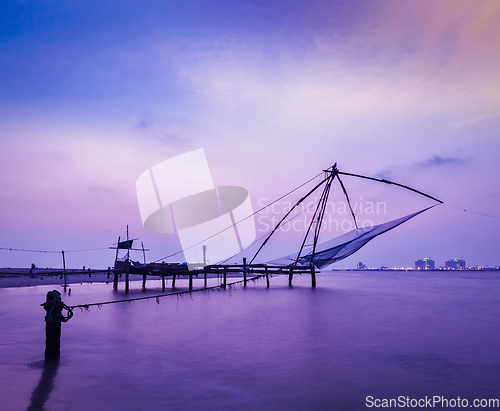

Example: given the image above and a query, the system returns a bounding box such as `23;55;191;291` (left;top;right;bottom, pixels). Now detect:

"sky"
1;0;499;269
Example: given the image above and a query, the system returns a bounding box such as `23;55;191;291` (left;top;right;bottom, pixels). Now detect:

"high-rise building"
415;258;435;270
445;258;466;269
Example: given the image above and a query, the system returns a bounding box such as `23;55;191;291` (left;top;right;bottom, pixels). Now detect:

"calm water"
1;271;499;410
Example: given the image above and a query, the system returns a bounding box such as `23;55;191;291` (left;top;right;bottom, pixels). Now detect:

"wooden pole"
311;265;316;288
204;270;207;287
141;242;146;264
289;267;293;286
113;270;118;290
142;274;146;289
189;273;193;290
162;275;165;291
172;274;176;288
61;251;67;290
243;258;247;286
42;291;64;361
125;226;130;292
265;266;270;288
223;267;227;289
114;236;120;268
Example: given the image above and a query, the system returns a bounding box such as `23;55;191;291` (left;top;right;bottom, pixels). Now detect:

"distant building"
445;258;466;270
415;258;435;270
358;262;367;270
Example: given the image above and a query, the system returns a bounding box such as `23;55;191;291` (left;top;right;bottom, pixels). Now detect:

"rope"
69;275;266;310
0;247;110;253
443;203;500;219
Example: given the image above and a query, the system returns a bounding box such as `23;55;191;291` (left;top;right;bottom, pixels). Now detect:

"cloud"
417;155;468;167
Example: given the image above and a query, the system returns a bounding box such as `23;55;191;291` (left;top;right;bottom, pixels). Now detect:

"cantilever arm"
337;172;443;204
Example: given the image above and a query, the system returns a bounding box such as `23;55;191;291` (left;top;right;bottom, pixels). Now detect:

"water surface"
1;271;499;410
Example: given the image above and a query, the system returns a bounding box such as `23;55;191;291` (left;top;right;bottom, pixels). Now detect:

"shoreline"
0;271;124;289
1;267;498;289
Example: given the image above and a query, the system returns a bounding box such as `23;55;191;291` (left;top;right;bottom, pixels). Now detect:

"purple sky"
1;0;499;269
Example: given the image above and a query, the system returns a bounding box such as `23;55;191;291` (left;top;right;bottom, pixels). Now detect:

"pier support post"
62;251;67;290
107;267;110;278
142;274;147;289
265;267;270;288
172;274;176;288
113;271;118;290
243;258;247;286
42;291;64;361
223;267;227;289
289;267;293;286
189;273;193;290
204;270;207;287
311;265;316;288
162;275;165;291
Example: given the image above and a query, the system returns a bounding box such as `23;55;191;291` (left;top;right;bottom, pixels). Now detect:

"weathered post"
107;267;110;278
142;274;147;289
289;267;293;286
61;251;67;290
311;265;316;288
41;290;72;360
223;267;227;289
265;266;270;288
162;274;166;291
243;258;247;286
113;269;119;290
125;227;130;292
204;269;207;287
189;273;193;290
172;273;176;288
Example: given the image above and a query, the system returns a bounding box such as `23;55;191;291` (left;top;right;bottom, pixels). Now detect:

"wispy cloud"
417;155;468;167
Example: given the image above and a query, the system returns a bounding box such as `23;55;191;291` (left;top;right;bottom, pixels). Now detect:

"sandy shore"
0;269;143;288
0;268;242;288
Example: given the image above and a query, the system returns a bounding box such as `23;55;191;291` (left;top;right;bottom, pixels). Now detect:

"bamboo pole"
243;257;247;286
125;226;130;292
61;251;67;290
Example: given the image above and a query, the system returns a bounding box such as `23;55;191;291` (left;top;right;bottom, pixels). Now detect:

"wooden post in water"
107;267;110;278
142;274;147;289
223;267;227;289
243;258;247;286
172;274;176;288
265;266;270;288
204;270;207;287
289;267;294;286
162;275;165;291
125;226;130;292
113;269;118;290
61;251;67;290
311;265;316;288
189;273;193;290
42;291;63;360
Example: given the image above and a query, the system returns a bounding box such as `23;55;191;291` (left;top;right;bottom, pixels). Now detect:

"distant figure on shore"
30;263;35;274
82;265;85;271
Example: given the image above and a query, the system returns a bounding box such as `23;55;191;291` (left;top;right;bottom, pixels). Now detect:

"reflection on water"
27;360;60;411
0;272;499;410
